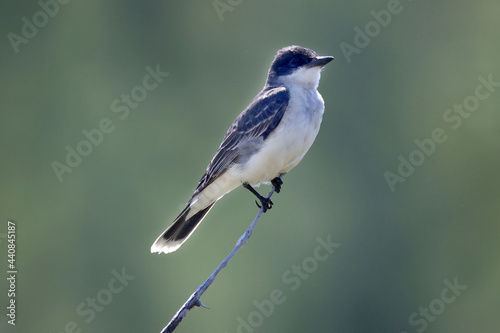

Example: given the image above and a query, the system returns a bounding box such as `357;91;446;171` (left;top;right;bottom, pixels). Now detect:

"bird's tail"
150;201;216;254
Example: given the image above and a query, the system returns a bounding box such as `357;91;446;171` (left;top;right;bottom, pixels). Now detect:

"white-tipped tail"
150;202;216;254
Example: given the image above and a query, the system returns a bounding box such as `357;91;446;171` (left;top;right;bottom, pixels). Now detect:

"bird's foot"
243;182;274;212
271;177;283;193
255;196;273;212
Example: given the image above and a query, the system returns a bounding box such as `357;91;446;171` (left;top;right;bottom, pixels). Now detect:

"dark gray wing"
194;86;290;194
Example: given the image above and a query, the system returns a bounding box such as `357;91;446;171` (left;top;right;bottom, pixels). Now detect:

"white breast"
234;86;325;185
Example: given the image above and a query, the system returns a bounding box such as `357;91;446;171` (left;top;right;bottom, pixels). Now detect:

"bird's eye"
288;57;299;67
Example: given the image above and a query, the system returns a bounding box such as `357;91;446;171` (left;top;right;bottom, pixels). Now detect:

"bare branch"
160;184;277;333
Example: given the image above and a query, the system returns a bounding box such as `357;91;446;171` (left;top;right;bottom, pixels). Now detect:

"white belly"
233;88;325;185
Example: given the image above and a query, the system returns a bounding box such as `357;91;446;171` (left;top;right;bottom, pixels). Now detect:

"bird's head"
267;45;334;89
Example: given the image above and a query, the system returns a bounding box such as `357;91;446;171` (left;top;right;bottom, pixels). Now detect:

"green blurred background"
1;0;499;332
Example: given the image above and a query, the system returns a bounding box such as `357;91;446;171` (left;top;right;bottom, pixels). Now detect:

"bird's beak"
307;56;334;68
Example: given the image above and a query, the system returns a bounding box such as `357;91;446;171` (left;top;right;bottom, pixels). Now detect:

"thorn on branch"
194;299;209;309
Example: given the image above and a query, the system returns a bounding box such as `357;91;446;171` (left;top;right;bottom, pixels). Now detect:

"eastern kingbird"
151;45;333;254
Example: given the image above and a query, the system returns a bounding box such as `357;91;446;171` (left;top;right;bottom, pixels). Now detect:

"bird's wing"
194;86;290;194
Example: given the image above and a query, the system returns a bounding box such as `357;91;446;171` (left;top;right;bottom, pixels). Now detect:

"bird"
151;45;334;254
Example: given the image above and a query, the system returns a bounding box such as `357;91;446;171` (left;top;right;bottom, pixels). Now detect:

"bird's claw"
255;197;273;212
271;177;283;193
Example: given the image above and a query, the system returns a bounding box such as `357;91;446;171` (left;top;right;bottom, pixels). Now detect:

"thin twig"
160;185;277;333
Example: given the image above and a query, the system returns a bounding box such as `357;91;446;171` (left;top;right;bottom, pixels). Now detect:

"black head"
267;46;334;85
